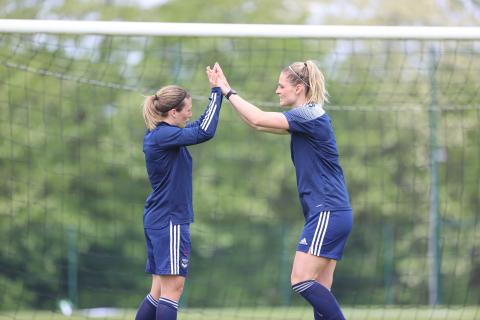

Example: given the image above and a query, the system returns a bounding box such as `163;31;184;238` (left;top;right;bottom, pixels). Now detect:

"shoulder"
149;123;182;140
284;103;326;123
155;122;180;133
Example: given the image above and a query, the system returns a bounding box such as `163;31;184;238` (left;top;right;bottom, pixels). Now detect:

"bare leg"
135;275;164;320
155;275;185;320
158;275;185;302
291;251;345;320
150;275;162;299
291;251;336;286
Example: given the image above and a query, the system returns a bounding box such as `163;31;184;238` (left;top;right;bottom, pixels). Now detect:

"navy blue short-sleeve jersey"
284;103;351;220
143;87;223;228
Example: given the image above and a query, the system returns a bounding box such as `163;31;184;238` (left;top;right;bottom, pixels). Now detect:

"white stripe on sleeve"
200;92;215;130
201;92;218;131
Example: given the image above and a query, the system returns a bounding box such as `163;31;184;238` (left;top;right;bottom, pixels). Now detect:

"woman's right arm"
231;107;289;134
185;87;222;132
156;87;223;148
213;63;289;134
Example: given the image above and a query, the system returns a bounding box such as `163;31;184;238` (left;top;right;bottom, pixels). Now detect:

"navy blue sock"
292;280;345;320
156;297;178;320
135;294;158;320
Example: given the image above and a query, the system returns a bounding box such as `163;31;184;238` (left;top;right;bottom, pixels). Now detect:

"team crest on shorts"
181;258;189;269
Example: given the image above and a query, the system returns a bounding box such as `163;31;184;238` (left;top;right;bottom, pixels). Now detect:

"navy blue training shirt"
143;87;223;228
284;103;351;220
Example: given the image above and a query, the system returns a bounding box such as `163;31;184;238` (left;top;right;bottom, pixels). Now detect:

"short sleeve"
283;104;325;134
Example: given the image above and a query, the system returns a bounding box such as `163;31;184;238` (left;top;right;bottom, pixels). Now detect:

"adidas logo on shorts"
299;238;308;245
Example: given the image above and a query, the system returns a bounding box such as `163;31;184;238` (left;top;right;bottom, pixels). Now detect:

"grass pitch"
1;306;478;320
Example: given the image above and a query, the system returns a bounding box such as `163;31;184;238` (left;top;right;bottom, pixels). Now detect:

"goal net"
0;20;479;319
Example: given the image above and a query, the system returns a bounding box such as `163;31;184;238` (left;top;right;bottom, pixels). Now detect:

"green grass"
1;306;479;320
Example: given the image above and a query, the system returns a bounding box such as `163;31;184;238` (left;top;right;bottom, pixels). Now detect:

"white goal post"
0;19;480;39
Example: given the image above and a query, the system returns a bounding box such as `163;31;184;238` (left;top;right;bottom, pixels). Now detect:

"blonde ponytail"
142;85;190;130
284;60;329;106
143;95;162;130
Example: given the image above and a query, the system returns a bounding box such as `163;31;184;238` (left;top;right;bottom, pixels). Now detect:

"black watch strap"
226;89;237;100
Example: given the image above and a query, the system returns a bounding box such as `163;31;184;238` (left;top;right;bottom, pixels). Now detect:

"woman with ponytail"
136;64;223;320
214;61;352;320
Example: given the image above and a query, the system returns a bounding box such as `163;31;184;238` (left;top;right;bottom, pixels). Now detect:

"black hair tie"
171;92;187;110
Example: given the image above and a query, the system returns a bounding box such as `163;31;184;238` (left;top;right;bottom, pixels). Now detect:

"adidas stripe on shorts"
144;221;191;276
296;210;353;260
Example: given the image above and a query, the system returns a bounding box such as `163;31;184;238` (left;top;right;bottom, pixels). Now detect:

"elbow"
245;122;264;132
252;124;263;132
248;112;267;127
199;131;215;142
250;118;262;127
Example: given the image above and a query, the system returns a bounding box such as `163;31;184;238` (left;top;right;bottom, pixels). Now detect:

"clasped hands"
206;63;231;96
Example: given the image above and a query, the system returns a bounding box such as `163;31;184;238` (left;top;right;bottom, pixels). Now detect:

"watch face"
227;89;237;99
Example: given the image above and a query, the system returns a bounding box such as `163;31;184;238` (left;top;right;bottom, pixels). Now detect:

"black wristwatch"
225;89;237;100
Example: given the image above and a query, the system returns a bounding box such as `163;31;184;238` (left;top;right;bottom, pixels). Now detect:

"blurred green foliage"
0;0;479;311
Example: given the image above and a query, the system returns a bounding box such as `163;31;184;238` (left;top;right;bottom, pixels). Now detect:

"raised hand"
206;65;219;88
213;63;231;95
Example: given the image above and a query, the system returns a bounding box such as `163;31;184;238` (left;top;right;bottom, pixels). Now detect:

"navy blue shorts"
296;210;353;260
144;222;191;277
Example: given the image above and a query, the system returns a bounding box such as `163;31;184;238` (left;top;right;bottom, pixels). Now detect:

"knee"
170;281;185;297
290;269;313;287
150;289;162;300
316;273;333;289
161;278;185;301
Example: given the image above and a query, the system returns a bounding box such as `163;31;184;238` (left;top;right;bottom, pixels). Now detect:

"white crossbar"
1;19;480;40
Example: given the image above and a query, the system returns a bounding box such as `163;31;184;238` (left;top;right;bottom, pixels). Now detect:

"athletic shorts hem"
295;247;342;261
145;269;187;277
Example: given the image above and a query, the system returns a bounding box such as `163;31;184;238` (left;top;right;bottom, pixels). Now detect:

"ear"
295;84;304;95
170;109;177;118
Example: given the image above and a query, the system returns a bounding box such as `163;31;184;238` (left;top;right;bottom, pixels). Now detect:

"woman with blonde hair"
136;64;223;320
215;61;352;320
